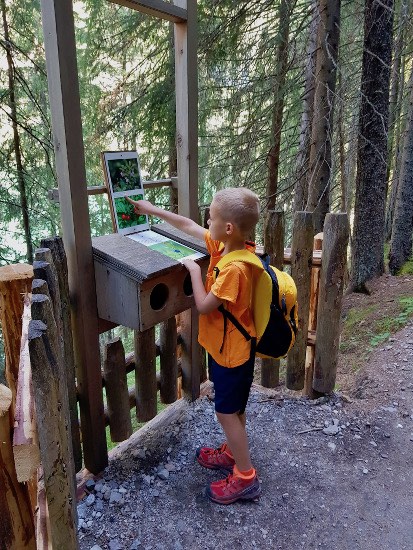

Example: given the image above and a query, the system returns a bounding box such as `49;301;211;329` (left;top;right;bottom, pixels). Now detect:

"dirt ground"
77;274;413;550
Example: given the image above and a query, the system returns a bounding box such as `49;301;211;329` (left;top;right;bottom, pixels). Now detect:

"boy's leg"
216;412;251;471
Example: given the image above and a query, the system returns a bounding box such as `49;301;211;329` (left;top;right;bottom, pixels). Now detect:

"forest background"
1;0;413;361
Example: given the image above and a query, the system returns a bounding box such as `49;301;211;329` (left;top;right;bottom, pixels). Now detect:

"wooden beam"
174;0;198;220
109;0;187;22
173;0;201;401
40;0;107;473
48;179;174;203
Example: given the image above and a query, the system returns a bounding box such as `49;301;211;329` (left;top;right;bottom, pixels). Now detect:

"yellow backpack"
213;250;298;359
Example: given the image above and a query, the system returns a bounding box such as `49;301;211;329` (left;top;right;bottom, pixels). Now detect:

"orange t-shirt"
198;230;257;368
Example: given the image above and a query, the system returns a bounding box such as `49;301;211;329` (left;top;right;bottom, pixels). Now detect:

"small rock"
157;469;170;481
165;463;176;472
85;479;96;492
130;540;142;550
410;434;413;442
94;482;103;493
90;546;103;550
328;442;336;452
369;441;377;447
109;540;123;550
152;489;160;497
362;468;369;475
109;491;123;505
282;492;289;499
132;448;146;460
85;494;95;507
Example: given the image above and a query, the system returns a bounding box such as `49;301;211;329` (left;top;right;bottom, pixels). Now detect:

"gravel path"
77;324;413;550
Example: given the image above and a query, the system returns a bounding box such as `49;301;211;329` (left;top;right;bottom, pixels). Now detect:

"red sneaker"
206;471;261;505
196;443;235;473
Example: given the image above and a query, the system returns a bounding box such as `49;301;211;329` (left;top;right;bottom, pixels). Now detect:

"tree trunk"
293;0;319;212
0;0;33;263
389;65;413;274
265;0;291;210
306;0;341;233
350;0;394;292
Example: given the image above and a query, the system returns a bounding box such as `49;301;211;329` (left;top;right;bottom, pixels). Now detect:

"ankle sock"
233;465;256;480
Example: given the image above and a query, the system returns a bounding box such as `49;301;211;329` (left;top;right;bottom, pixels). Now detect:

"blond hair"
213;187;260;236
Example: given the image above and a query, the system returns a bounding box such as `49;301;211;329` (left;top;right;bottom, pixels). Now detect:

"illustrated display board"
101;151;149;234
101;151;204;261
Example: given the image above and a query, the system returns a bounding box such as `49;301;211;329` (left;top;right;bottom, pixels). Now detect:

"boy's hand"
181;258;201;273
125;197;154;216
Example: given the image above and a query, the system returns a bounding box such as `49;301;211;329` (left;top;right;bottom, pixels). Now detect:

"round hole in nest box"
183;273;193;297
150;283;169;311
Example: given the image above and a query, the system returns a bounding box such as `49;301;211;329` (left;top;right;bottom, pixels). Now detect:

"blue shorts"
208;354;255;415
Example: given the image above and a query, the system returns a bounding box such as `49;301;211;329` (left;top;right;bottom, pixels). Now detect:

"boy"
126;188;261;505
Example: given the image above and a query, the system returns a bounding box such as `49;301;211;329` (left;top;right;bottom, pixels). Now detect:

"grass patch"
340;295;413;372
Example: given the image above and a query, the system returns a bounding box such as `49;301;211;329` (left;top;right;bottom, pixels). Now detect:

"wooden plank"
40;0;107;473
286;212;314;390
103;338;132;442
13;294;41;483
109;0;187;22
29;318;78;548
174;0;198;220
313;214;349;393
134;328;157;422
261;210;284;388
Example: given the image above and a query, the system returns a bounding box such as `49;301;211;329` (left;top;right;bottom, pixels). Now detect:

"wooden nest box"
92;223;208;331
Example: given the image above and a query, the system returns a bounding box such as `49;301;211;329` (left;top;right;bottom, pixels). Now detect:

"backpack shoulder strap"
215;249;264;272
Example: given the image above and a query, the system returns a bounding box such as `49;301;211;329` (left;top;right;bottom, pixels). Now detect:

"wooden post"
261;210;284;387
134;328;157;421
0;264;33;405
39;237;82;472
173;0;201;401
0;380;36;549
179;306;200;399
304;233;323;397
40;0;107;473
313;213;349;393
103;338;132;442
13;294;41;483
29;314;78;548
286;212;314;390
160;317;178;404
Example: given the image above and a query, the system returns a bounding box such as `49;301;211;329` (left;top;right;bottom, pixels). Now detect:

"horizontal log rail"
48;177;177;203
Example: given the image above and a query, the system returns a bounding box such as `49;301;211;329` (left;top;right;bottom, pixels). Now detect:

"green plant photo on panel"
107;159;141;193
114;194;146;229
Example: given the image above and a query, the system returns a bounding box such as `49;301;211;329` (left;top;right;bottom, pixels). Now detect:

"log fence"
0;211;349;548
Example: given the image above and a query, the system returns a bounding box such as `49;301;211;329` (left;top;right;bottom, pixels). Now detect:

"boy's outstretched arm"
182;259;222;315
126;197;207;241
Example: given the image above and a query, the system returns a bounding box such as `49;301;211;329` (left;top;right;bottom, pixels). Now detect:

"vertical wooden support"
40;0;107;473
103;338;132;442
304;233;323;397
39;237;82;472
160;317;178;404
313;213;349;393
174;0;201;400
29;315;78;549
0;264;33;404
261;211;285;387
135;328;157;421
286;212;314;390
